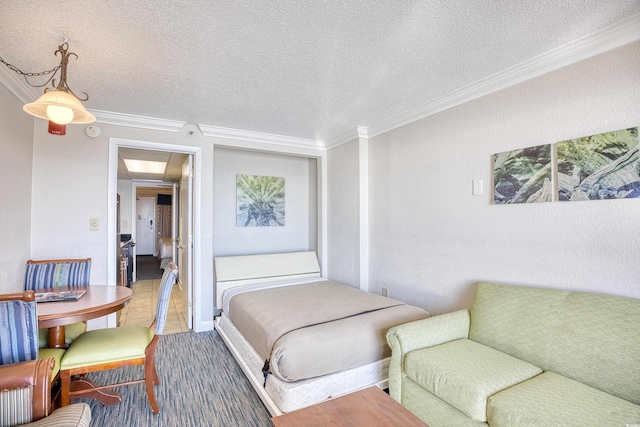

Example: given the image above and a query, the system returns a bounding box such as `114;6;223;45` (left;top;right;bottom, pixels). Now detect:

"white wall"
327;139;361;287
213;147;314;257
0;83;34;292
28;122;215;331
363;41;640;315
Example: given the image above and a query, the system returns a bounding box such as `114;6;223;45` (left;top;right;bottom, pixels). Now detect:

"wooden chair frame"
26;258;92;265
59;262;177;414
59;331;163;413
0;290;36;302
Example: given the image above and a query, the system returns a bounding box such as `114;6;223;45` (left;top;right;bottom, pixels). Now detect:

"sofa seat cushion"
404;339;542;422
487;371;640;427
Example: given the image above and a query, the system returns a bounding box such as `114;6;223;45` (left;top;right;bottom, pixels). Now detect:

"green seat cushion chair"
404;338;542;422
38;348;65;380
61;326;155;370
487;371;640;427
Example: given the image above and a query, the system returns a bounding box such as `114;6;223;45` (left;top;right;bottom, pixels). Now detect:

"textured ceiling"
0;1;639;143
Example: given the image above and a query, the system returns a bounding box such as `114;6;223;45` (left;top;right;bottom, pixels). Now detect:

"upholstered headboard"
214;251;321;310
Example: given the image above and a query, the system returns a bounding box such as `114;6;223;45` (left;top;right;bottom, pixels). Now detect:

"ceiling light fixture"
0;42;95;135
123;159;167;175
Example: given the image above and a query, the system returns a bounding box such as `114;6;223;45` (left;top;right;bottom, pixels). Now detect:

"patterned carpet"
136;256;164;281
78;330;273;426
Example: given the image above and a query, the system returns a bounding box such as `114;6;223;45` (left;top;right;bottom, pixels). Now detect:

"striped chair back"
0;292;38;365
154;262;178;335
24;258;92;290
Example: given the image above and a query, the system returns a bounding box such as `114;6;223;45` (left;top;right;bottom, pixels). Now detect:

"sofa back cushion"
549;292;640;405
469;281;640;405
469;282;567;370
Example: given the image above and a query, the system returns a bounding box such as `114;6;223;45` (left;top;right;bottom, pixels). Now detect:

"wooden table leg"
47;326;67;349
70;377;122;406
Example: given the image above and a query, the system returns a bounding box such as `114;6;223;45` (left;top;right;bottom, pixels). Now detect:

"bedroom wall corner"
327;138;361;288
0;82;34;292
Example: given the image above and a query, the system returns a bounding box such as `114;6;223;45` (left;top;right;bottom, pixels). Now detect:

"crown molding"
324;127;358;149
357;126;369;139
324;126;371;150
198;123;325;150
91;109;186;132
2;14;637;145
0;64;39;104
366;13;640;139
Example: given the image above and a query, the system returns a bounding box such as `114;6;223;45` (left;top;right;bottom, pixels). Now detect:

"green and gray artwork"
493;144;552;204
236;174;285;226
557;127;639;201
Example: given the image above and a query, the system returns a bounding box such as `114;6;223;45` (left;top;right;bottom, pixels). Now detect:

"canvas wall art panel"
557;127;639;201
236;174;285;226
493;144;552;204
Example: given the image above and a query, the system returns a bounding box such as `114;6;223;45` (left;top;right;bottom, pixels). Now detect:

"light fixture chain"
0;55;61;87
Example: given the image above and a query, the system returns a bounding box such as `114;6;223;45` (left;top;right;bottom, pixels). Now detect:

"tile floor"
118;278;189;334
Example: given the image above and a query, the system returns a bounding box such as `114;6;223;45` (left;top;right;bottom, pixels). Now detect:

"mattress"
157;237;172;269
216;313;391;413
227;280;430;383
157;237;172;259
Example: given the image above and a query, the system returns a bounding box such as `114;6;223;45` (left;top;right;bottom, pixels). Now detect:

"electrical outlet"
381;287;390;298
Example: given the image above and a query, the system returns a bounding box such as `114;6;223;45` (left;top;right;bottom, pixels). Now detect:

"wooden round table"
37;285;134;349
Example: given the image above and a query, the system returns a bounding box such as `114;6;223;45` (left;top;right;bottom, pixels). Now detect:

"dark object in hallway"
136;256;163;281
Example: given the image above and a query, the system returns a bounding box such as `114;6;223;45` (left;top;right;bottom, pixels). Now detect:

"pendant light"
21;43;95;135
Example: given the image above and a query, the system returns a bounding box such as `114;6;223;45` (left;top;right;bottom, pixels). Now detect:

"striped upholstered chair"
60;262;178;414
0;291;66;381
24;258;92;348
0;358;91;427
24;259;92;290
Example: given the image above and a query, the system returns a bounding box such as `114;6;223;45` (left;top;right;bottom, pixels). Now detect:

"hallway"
119;278;188;334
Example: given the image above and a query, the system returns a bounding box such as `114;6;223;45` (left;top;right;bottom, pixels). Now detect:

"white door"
177;157;193;329
136;197;155;255
171;183;178;265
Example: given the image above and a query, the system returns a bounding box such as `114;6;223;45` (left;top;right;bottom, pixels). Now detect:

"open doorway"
113;145;194;333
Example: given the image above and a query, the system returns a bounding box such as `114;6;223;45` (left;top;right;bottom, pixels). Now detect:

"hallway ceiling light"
123;159;167;175
0;42;95;135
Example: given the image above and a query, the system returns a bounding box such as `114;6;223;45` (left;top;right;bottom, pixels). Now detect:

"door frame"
107;137;202;331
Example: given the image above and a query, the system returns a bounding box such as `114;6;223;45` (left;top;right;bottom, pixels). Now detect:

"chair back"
154;262;178;335
24;258;92;290
0;292;38;365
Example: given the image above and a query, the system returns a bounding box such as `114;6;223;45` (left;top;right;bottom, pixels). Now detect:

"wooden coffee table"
271;386;429;427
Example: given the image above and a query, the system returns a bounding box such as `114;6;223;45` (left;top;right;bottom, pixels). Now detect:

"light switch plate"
472;179;483;196
90;218;99;231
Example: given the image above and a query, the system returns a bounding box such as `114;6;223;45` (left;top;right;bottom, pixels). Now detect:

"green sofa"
386;282;640;427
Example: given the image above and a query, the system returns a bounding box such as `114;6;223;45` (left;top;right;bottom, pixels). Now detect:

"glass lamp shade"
23;90;96;124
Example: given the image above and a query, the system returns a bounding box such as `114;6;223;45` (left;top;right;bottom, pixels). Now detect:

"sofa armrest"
386;309;470;402
0;358;54;421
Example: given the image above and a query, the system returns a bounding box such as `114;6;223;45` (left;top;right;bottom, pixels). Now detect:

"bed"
213;251;430;415
157;237;173;269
